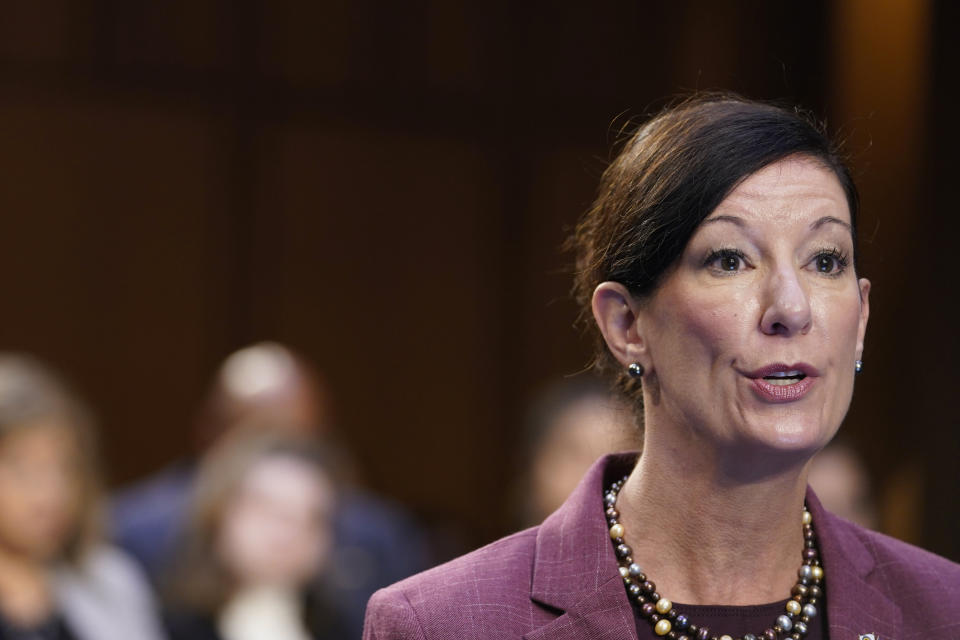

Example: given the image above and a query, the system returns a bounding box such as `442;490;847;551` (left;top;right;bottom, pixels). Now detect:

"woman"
0;354;165;640
163;428;349;640
363;95;960;640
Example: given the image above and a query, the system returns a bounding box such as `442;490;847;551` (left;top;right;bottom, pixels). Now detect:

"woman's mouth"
762;370;806;386
744;363;818;402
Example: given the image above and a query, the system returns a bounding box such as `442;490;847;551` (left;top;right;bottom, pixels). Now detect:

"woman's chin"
738;405;835;448
720;417;834;471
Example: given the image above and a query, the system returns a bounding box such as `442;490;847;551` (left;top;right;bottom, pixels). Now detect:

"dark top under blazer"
364;453;960;640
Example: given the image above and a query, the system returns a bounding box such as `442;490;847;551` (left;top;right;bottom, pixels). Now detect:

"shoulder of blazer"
837;515;960;600
817;506;960;637
363;527;546;640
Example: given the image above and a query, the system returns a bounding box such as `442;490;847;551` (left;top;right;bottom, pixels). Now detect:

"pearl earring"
627;363;644;378
855;360;863;374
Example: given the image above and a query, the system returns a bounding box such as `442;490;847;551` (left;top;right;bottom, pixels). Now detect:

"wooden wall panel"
0;92;230;482
254;123;506;536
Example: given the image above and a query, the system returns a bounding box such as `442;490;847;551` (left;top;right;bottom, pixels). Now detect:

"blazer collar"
525;453;639;640
806;488;903;639
525;454;904;640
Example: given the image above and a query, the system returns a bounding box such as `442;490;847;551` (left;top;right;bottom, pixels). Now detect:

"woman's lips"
750;375;816;403
741;362;819;403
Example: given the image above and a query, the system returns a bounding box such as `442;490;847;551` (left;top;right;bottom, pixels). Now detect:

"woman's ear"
856;277;871;359
591;282;650;372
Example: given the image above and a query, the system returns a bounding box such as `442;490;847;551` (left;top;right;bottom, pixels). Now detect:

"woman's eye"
812;249;848;275
705;249;746;273
719;255;740;271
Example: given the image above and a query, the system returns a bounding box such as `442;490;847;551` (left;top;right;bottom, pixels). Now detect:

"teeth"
766;377;801;386
766;370;803;378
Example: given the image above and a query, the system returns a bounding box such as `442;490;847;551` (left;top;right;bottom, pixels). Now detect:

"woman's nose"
759;266;812;336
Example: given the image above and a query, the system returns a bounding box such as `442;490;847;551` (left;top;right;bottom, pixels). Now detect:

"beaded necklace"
604;476;824;640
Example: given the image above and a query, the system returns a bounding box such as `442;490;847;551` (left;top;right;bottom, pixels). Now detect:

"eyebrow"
699;215;744;228
810;216;851;232
700;214;852;232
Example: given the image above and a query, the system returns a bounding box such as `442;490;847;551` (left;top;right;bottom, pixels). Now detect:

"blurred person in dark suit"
164;429;347;640
112;342;429;638
0;354;165;640
516;376;640;528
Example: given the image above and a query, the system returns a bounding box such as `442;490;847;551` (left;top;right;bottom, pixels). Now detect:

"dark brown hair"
570;94;859;408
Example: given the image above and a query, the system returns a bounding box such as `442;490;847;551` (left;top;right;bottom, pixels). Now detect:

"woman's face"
217;454;334;590
0;422;83;561
637;156;870;459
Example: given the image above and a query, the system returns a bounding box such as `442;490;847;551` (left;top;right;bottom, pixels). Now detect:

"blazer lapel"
806;488;903;640
524;453;640;640
524;575;638;640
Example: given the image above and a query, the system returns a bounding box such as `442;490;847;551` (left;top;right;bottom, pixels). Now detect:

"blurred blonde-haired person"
0;354;165;640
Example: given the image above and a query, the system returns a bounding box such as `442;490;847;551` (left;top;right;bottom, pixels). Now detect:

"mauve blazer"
364;453;960;640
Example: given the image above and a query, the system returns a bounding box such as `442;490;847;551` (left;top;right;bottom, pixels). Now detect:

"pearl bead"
794;621;808;635
777;615;793;631
811;565;824;581
798;565;813;580
802;510;812;525
656;598;672;614
655;619;672;636
720;636;733;640
619;566;629;579
609;524;625;539
674;615;688;630
802;603;817;618
744;635;757;640
785;599;802;615
628;562;643;577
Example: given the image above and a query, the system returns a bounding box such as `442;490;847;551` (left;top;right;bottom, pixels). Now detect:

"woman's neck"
615;426;812;606
0;544;54;626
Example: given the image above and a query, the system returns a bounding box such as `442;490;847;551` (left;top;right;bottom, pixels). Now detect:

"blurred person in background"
0;354;165;640
807;442;878;530
516;375;640;528
112;341;429;637
163;429;348;640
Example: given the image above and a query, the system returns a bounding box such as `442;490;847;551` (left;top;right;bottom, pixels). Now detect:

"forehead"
240;455;332;507
0;421;77;455
706;156;851;228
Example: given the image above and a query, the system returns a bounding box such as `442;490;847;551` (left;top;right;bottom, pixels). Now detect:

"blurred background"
0;0;957;592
